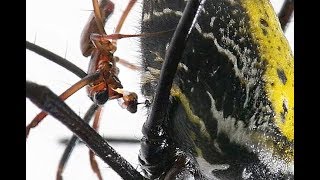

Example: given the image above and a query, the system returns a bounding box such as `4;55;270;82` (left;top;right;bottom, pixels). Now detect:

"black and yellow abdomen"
241;0;293;142
140;0;293;179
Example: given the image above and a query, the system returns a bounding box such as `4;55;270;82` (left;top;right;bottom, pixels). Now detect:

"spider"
27;0;147;179
26;0;294;179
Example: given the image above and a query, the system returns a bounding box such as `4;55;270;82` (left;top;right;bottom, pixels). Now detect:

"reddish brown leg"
114;0;137;34
89;106;103;180
26;72;100;138
87;0;172;45
112;0;137;46
81;0;115;57
115;57;142;71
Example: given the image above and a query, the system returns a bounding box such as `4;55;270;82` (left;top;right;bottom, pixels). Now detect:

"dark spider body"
139;0;294;179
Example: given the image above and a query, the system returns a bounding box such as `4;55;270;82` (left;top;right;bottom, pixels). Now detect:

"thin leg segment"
114;0;137;34
26;81;144;179
278;0;294;32
112;0;137;45
89;107;103;180
26;72;100;138
81;0;115;57
56;104;99;180
26;41;87;78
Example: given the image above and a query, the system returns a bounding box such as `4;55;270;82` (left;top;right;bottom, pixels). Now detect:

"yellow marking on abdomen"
241;0;294;141
170;85;211;140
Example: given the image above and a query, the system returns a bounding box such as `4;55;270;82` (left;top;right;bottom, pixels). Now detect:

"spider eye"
94;91;109;105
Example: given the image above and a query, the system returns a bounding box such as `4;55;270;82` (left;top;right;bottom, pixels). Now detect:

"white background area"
26;0;294;179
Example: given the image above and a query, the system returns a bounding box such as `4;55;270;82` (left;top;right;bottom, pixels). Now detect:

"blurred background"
26;0;294;179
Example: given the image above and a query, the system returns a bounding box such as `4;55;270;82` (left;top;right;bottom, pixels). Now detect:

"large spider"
26;0;294;179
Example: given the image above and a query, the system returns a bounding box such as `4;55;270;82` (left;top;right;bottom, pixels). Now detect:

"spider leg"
89;107;103;180
112;0;137;46
26;72;100;138
278;0;294;32
115;57;143;71
26;41;86;78
59;136;140;145
140;0;203;175
143;0;202;130
26;81;144;179
81;0;115;56
56;104;99;180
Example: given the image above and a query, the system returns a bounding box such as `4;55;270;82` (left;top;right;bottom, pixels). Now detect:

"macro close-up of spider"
26;0;294;179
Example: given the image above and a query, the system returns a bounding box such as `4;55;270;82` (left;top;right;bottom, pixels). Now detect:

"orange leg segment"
112;0;137;45
81;0;114;57
26;72;100;138
89;106;103;180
